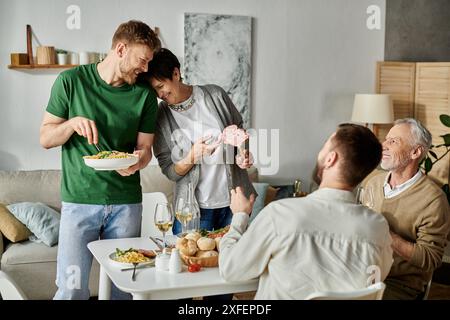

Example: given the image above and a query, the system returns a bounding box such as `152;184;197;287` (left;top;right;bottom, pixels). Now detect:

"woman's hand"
188;136;220;164
174;135;220;176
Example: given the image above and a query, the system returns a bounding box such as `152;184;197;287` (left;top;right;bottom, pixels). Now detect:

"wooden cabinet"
414;63;450;185
375;61;450;185
375;62;416;142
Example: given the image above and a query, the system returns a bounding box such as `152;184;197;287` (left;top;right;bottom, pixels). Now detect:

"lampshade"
351;94;394;124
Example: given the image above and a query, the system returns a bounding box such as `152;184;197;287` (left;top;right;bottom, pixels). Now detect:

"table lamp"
351;94;394;133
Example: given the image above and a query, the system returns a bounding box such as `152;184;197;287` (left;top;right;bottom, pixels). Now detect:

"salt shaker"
155;248;170;271
169;248;182;273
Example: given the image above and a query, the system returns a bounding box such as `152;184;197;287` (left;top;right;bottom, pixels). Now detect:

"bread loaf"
197;237;216;251
185;231;201;242
215;237;222;251
176;238;198;256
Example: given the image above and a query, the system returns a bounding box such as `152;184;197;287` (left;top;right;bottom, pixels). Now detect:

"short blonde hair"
111;20;161;51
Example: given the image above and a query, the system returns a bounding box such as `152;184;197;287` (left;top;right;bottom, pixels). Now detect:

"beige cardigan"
366;172;450;291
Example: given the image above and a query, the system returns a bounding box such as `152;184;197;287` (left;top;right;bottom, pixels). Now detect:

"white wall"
0;0;385;188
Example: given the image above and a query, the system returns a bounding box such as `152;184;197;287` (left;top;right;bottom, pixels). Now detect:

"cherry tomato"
188;263;201;272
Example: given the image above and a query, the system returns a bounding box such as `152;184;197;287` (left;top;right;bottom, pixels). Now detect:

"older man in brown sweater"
366;118;450;300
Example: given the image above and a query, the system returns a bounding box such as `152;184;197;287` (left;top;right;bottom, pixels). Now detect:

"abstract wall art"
184;13;252;128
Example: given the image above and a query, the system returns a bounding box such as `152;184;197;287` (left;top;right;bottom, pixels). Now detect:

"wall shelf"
8;64;78;69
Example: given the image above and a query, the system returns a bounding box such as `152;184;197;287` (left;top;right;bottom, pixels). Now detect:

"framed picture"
184;13;252;128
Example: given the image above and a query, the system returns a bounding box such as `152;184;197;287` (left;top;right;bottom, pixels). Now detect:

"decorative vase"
79;52;90;65
56;53;67;65
36;46;56;65
70;52;79;65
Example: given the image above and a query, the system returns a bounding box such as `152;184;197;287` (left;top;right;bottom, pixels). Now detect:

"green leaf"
429;151;438;159
424;157;433;174
440;134;450;146
440;114;450;128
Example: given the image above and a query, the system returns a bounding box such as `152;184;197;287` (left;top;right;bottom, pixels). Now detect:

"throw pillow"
249;183;269;224
0;203;32;242
7;202;60;247
264;186;279;206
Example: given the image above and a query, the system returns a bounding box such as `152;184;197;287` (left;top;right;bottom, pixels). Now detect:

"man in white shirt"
219;124;393;299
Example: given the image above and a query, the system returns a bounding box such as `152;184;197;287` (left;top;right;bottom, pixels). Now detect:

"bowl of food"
83;151;138;171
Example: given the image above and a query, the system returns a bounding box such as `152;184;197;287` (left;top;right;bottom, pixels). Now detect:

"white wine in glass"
154;203;174;248
356;186;375;209
175;197;193;235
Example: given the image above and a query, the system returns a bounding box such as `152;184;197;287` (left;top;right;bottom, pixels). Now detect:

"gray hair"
394;118;432;161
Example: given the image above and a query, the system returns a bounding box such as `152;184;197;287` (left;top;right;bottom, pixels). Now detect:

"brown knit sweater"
366;172;450;291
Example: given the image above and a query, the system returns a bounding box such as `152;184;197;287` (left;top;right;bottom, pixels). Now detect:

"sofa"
0;165;174;300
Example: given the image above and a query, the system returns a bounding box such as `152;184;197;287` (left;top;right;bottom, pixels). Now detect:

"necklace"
169;91;195;112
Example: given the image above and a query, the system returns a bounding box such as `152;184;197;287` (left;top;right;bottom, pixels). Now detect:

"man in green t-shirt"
40;20;161;300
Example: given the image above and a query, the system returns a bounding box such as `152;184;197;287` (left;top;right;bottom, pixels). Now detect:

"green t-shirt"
46;63;157;204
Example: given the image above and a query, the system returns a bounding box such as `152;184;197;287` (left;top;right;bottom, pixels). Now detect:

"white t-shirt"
170;86;230;209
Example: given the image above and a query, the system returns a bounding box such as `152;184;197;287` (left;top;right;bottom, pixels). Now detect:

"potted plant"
56;49;68;65
420;114;450;203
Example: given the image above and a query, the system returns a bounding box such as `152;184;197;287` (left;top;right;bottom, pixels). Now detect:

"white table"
87;237;258;300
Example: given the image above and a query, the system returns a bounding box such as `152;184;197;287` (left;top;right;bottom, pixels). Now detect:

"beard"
312;161;324;186
119;61;138;85
381;150;411;171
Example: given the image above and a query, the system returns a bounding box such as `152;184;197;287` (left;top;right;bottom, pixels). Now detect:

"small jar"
169;249;182;274
79;52;90;65
155;249;170;271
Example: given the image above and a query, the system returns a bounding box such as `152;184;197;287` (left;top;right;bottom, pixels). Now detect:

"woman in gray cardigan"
144;48;256;235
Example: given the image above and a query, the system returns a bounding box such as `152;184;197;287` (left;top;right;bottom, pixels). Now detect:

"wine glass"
356;186;374;209
154;203;174;248
175;197;193;236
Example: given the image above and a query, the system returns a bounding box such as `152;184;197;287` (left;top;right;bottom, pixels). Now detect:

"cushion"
2;241;58;265
264;186;279;206
7;202;60;247
249;183;269;224
0;203;32;242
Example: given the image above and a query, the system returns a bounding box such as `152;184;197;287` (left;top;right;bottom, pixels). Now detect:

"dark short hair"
111;20;161;51
143;48;180;82
332;124;382;187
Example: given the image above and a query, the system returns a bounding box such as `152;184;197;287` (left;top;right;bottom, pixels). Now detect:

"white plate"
83;156;138;171
108;252;154;268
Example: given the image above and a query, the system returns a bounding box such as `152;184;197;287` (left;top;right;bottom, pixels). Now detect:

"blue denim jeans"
53;202;142;300
172;206;232;234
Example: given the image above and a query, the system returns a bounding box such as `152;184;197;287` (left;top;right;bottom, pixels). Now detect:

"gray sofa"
0;165;174;300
